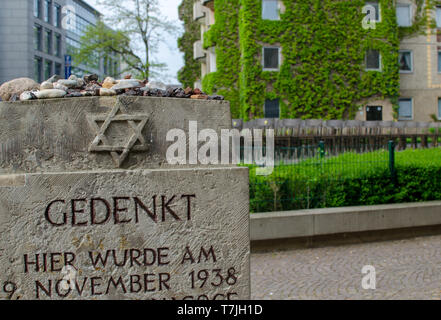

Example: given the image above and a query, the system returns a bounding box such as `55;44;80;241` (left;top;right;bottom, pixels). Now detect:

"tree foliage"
74;0;176;80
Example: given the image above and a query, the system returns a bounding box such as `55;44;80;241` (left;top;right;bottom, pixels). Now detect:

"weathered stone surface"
0;78;40;102
0;167;250;300
0;95;249;301
0;96;232;173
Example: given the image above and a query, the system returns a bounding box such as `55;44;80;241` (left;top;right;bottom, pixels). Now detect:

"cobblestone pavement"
251;235;441;300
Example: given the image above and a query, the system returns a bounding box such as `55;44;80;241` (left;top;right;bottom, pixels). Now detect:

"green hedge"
249;148;441;213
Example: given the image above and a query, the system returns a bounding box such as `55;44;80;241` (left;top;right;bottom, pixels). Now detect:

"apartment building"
190;0;441;122
396;0;441;122
193;0;216;89
0;0;119;85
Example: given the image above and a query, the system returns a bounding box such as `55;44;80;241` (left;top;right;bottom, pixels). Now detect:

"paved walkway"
251;235;441;300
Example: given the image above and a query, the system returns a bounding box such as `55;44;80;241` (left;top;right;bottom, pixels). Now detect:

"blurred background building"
0;0;120;84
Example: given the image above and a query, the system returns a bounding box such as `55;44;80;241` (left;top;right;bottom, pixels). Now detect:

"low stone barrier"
250;201;441;241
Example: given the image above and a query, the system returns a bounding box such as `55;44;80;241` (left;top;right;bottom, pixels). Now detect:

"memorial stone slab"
0;97;250;300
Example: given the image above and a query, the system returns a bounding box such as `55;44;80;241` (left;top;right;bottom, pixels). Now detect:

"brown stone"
190;94;208;100
0;78;40;102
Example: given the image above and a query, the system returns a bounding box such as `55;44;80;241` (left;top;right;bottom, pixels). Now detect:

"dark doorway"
366;106;383;121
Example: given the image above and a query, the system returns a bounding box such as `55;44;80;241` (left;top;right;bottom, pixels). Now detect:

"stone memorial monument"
0;96;249;300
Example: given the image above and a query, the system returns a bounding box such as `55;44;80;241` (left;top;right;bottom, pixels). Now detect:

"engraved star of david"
87;100;149;167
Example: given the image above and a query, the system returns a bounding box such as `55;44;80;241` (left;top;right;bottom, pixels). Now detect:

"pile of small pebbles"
7;74;224;102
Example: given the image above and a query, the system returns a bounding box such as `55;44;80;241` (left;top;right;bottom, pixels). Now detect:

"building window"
44;0;52;24
55;33;62;57
366;106;383;121
396;4;411;27
437;7;441;28
44;30;52;55
366;2;380;22
55;63;62;77
209;52;217;73
437;49;441;73
398;98;413;120
365;49;381;71
399;50;412;72
264;99;280;118
263;47;280;70
44;60;52;80
262;0;279;21
34;25;42;51
54;3;62;28
34;0;41;18
34;57;43;82
437;98;441;120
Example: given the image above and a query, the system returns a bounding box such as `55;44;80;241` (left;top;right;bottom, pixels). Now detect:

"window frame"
438;98;441;120
55;63;62;77
396;3;412;27
262;46;281;71
264;98;280;118
34;24;42;51
44;29;52;55
262;0;280;21
436;6;441;28
55;33;62;57
44;60;53;80
398;50;413;73
398;98;414;121
44;0;52;24
365;49;382;71
34;0;41;19
437;50;441;74
54;3;62;28
34;56;43;83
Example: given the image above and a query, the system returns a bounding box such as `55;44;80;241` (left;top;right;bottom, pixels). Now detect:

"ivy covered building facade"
179;0;441;122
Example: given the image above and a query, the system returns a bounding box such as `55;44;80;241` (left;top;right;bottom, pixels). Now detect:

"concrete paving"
251;235;441;300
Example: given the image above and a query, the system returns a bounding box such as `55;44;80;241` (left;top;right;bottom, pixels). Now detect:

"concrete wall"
250;202;441;241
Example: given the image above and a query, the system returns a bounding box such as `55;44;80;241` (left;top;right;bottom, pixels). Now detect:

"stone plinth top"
0;96;231;174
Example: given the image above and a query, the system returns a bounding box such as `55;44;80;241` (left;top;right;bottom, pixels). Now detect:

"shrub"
248;148;441;213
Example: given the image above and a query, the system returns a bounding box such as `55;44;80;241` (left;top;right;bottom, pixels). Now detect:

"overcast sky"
84;0;184;84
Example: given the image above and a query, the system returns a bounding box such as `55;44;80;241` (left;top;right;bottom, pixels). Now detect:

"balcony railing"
194;40;206;60
193;1;206;21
